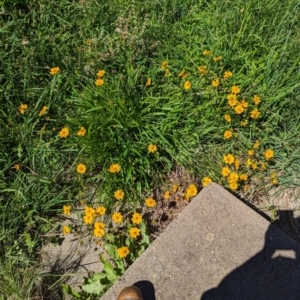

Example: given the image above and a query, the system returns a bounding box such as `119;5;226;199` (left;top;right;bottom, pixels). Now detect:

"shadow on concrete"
134;280;156;300
201;210;300;300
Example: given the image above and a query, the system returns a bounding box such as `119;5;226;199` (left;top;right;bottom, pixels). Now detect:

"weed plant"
1;0;300;298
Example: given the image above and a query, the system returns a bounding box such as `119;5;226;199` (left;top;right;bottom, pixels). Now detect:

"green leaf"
81;279;104;295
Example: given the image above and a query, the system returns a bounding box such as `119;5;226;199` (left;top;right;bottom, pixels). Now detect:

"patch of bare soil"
144;166;201;239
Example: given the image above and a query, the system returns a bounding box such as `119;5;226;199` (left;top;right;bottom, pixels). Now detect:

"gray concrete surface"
101;183;300;300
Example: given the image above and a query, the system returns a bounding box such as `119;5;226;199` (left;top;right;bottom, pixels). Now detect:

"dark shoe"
116;286;144;300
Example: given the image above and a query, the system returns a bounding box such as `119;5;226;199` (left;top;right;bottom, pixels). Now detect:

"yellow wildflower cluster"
185;184;198;199
109;163;121;173
39;105;48;116
145;78;151;87
63;205;72;216
202;177;212;187
49;67;60;75
129;227;141;239
114;189;125;201
19;103;28;114
148;144;157;153
117;246;129;258
198;65;207;75
112;212;123;223
93;222;105;238
145;197;156;208
95;69;105;86
131;212;142;224
184;81;191;90
77;127;86;137
77;163;87;174
63;225;71;235
59;127;69;138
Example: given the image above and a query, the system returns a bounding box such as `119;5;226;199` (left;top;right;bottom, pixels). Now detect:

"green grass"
1;0;300;298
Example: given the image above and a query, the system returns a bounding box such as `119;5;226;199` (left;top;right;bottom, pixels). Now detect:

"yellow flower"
95;206;106;216
12;164;20;171
227;94;237;107
131;212;142;224
112;212;123;223
94;221;105;230
202;50;212;56
129;227;141;239
184;81;191;90
178;70;185;77
117;246;129;258
77;127;86;137
59;127;69;138
228;172;239;182
63;205;72;216
234;104;244;114
95;78;104;86
109;163;121;173
145;197;156;208
231;85;240;94
186;184;198;197
272;178;278;185
224;130;233;139
241;120;248;126
77;163;86;174
250;108;260;119
222;167;231;177
83;212;93;224
234;159;240;170
240;99;248;108
271;171;277;179
93;222;105;237
251;162;258;170
161;61;168;70
164;69;170;77
224;154;235;164
229;181;238;190
39;105;48;116
97;70;106;77
253;95;261;105
240;174;248;181
198;66;207;75
172;184;179;193
265;149;274;160
223;71;233;78
163;190;170;200
49;67;60;75
93;227;105;237
146;78;151;87
248;150;255;156
63;225;71;235
213;56;222;61
148;144;157;153
246;158;252;167
211;79;220;87
114;189;125;201
253;140;260;149
19;103;28;114
85;206;95;215
202;177;212;187
224;114;231;122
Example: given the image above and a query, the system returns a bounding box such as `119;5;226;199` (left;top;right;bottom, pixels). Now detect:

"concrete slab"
101;183;300;300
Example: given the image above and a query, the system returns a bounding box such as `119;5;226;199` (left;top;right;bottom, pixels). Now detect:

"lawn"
1;0;300;298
